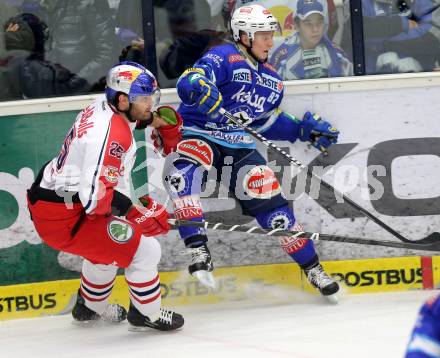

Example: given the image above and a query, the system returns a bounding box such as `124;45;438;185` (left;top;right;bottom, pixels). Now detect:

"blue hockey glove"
177;68;223;116
299;112;339;152
195;78;223;115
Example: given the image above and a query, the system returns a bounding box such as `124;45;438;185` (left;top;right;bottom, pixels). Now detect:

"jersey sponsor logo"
0;293;56;313
243;165;281;199
206;53;223;68
211;130;253;144
107;219;134;243
303;57;321;67
103;165;119;183
278;235;307;255
177;139;214;170
232;69;252;84
231;85;266;113
228;54;245;63
173;195;203;220
331;268;423;287
259;73;283;93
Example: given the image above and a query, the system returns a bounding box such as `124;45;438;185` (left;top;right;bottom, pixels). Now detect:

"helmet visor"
131;88;161;111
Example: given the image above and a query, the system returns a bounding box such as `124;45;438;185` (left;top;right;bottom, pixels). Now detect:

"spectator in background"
344;0;440;74
159;29;229;80
20;0;116;93
405;294;440;357
270;0;352;80
222;0;340;48
155;0;216;81
0;1;19;100
115;0;215;83
3;13;89;99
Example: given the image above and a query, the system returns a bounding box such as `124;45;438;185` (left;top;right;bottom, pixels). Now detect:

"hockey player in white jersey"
27;61;184;331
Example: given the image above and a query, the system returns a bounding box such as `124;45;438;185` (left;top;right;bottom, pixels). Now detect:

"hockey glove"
126;196;170;236
299;112;339;152
177;68;223;116
151;106;183;156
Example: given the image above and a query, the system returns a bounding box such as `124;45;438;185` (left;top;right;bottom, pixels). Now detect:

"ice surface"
0;290;436;358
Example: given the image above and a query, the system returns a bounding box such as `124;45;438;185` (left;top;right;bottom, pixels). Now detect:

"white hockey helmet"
231;4;280;41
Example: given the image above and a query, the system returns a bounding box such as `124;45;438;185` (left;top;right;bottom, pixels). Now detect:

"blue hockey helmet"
105;61;160;108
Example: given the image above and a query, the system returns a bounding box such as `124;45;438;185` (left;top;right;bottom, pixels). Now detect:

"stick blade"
414;232;440;245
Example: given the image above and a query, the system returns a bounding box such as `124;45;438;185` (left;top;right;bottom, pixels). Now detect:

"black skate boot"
72;290;127;324
304;264;339;302
127;303;184;332
187;243;216;288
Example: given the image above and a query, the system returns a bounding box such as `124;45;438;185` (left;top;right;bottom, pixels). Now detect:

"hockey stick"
168;218;440;252
217;108;440;245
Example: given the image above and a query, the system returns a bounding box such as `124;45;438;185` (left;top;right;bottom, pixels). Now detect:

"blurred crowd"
1;0;440;101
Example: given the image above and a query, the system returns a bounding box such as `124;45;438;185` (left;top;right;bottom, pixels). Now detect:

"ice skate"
304;264;339;303
127;303;184;332
187;244;216;288
72;290;127;325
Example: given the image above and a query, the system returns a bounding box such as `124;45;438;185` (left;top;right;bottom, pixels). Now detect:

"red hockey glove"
151;106;183;156
126;196;170;236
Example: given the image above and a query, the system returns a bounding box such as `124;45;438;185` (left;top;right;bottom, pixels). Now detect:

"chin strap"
239;41;266;65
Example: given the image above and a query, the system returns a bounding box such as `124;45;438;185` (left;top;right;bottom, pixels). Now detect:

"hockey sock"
80;259;118;315
125;236;162;318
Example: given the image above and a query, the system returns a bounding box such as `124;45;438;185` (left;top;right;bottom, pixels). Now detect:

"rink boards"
0;255;438;321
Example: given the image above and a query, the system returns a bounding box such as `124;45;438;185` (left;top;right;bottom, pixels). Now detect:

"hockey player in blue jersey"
161;3;340;299
405;294;440;357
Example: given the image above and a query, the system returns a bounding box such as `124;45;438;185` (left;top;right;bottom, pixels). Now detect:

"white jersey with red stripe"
40;94;137;216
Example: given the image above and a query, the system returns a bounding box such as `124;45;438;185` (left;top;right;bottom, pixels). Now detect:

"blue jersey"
405;294;440;358
177;43;285;149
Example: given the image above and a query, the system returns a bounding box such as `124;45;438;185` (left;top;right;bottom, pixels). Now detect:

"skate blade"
192;270;217;289
324;293;339;304
128;325;151;332
71;319;101;328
